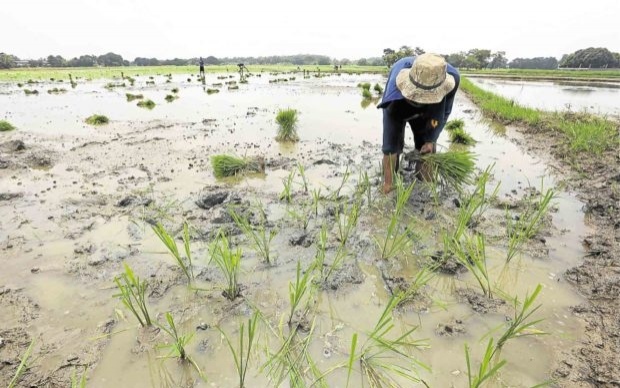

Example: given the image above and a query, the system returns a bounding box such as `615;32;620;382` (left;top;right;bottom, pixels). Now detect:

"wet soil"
0;73;613;387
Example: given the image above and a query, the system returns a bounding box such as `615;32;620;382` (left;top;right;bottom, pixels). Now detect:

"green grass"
85;114;109;125
8;340;35;388
362;88;372;99
0;120;16;131
461;68;620;80
152;222;194;283
218;311;259;388
461;78;619;155
125;93;143;101
449;128;476;145
229;204;277;264
113;263;152;327
136;99;155;109
275;108;299;142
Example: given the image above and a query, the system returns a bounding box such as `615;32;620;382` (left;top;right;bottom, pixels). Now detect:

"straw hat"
396;53;455;104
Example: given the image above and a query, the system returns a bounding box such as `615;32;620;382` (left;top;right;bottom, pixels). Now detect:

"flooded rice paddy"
0;71;600;387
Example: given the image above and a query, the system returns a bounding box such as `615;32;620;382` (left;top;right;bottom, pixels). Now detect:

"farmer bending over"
378;53;460;194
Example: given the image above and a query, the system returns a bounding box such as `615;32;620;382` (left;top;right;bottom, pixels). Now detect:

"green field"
0;64;386;82
460;77;619;156
461;68;620;80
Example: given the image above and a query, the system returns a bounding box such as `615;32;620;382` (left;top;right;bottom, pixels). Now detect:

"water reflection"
360;96;379;109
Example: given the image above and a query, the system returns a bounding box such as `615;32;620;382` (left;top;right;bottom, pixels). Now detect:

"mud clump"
0;192;23;202
0;140;26;152
289;232;313;248
322;261;364;291
435;319;467;337
26;152;53;169
116;195;152;208
429;251;466;275
456;288;505;314
196;191;229;210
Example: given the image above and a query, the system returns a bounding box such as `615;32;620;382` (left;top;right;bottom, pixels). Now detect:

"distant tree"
489;51;508;69
0;53;17;69
28;58;45;67
414;46;425;55
467;49;491;69
463;55;481;69
447;52;466;67
47;55;67;67
382;48;397;67
509;57;558;69
97;52;124;66
68;55;97;67
398;45;414;57
204;56;220;65
357;58;368;66
559;47;620;68
339;58;351;66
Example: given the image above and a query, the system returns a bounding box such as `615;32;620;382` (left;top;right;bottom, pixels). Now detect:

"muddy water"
0;73;590;387
469;77;620;117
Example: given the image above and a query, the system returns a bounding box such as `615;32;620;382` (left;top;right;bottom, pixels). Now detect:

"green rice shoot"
206;88;220;94
85;114;109;126
445;119;465;131
165;94;177;102
125;93;144;102
211;154;263;178
0;120;16;132
419;151;476;191
362;88;372;99
137;99;156;109
373;83;383;94
449;128;476;145
275;108;299;142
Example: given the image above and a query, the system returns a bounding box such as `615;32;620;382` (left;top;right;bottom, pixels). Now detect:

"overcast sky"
3;0;619;60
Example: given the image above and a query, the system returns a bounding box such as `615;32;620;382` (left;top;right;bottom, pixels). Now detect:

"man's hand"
420;142;435;154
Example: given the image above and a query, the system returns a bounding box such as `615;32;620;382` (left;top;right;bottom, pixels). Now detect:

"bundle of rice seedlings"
359;82;371;90
47;88;67;94
165;94;177;102
206;88;220;95
211;154;264;178
445;119;465;131
137;99;155;109
449;128;476;145
0;120;16;132
275;108;299;142
362;88;372;99
85;114;109;126
125;93;143;102
228;85;239;90
374;83;383;94
24;89;39;95
417;151;476;190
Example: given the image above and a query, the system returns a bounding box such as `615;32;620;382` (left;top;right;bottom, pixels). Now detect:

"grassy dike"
459;77;619;157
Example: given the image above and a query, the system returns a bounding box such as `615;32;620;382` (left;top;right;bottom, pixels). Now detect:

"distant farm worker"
378;53;460;194
199;57;205;77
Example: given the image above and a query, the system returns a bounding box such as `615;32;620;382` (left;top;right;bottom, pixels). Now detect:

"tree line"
1;47;619;70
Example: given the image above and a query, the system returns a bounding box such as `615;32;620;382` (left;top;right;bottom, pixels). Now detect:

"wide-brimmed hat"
396;53;455;104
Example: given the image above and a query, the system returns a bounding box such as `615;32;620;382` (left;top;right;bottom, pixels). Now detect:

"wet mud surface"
0;72;616;387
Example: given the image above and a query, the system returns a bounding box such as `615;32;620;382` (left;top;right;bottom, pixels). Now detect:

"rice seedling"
330;165;350;200
451;232;493;298
70;367;88;388
359;82;371;90
362;88;372;99
355;169;373;207
211;154;263;178
210;231;242;299
275;108;299;142
69;74;77;88
229;205;277;264
311;188;322;217
464;338;507;388
373;83;383;94
126;76;135;86
415;151;476;192
394;266;435;306
146;80;155;85
445;119;465;131
152;222;194;283
450;128;476;145
105;82;125;89
297;162;309;194
280;169;296;203
157;312;203;377
206;88;220;94
212;83;223;87
218;311;259;388
85;114;109;126
47;87;67;94
506;186;554;262
322;244;349;285
24;89;39;95
335;197;362;246
26;79;37;84
125;93;143;102
8;340;35;388
164;94;177;102
345;294;429;387
0;120;16;132
286;203;312;231
312;224;328;280
17;83;23;87
137;99;156;109
171;87;179;93
375;176;416;260
229;85;240;90
288;261;315;326
113;262;152;326
495;284;546;351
